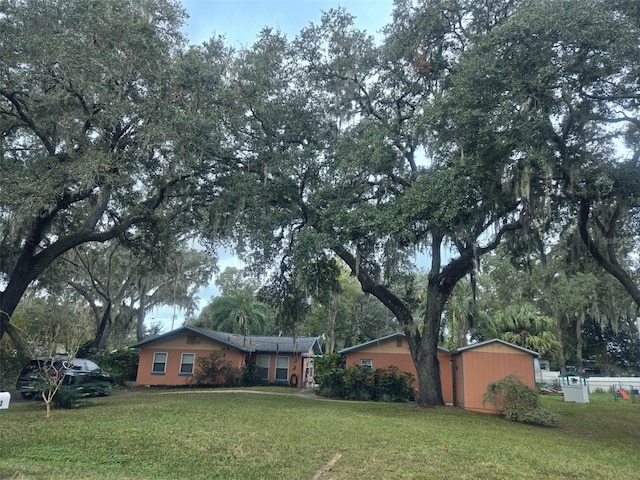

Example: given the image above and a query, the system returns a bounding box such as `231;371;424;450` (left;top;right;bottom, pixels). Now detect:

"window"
180;353;195;375
152;352;167;374
84;360;100;371
275;356;289;382
68;360;83;370
256;355;270;382
186;335;197;345
396;338;403;348
360;359;373;368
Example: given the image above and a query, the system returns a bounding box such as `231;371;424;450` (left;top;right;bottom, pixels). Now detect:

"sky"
149;0;395;332
180;0;394;47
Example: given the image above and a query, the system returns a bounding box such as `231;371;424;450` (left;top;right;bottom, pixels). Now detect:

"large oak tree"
224;5;527;406
220;0;639;406
444;0;640;308
0;0;232;345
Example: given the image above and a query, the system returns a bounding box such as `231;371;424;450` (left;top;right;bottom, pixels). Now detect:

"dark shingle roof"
338;334;537;357
243;335;322;355
130;326;322;355
338;333;405;355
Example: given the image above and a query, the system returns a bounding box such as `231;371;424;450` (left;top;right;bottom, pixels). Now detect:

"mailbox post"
0;391;10;410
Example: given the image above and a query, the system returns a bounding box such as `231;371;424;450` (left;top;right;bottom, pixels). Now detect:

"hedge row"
313;353;415;402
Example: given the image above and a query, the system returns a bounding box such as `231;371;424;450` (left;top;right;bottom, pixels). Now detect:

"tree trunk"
0;311;8;343
115;308;134;349
93;301;112;350
555;316;567;373
457;313;468;348
411;337;442;406
579;200;640;309
326;313;336;355
332;239;475;407
4;322;29;357
0;220;102;342
137;279;148;342
0;280;30;342
576;310;585;373
326;289;339;354
408;278;450;406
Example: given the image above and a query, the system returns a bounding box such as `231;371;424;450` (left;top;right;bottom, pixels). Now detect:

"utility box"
0;391;11;410
561;372;589;403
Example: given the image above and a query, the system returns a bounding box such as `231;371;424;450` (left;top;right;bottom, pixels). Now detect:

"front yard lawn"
0;389;638;479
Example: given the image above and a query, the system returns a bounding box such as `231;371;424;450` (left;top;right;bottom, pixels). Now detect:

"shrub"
95;349;139;385
53;386;81;409
372;366;415;402
76;341;98;359
314;355;415;402
482;374;558;427
313;354;346;398
189;352;242;387
242;362;259;386
344;366;371;400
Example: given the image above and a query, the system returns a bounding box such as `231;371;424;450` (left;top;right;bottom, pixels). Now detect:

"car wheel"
21;392;35;400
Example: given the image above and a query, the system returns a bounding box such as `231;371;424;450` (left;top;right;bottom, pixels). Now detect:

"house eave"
129;326;255;352
130;327;323;356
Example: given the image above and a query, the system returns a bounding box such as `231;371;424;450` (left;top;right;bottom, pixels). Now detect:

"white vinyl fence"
585;377;640;394
538;371;640;393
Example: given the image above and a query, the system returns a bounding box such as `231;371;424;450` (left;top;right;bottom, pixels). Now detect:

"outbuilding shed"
340;335;538;413
452;339;538;412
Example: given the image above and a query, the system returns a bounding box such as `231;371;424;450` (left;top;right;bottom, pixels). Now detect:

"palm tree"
493;303;561;356
442;279;475;350
196;292;273;335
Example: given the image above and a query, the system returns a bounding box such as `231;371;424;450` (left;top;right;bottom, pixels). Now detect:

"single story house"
340;333;538;413
131;326;322;388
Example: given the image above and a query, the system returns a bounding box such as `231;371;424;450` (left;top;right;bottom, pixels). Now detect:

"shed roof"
338;334;538;357
130;325;322;355
338;332;450;355
453;338;539;357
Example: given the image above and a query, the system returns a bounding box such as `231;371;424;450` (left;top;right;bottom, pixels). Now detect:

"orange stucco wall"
136;332;247;386
343;338;535;411
454;346;536;413
343;337;454;404
250;352;309;385
439;353;454;404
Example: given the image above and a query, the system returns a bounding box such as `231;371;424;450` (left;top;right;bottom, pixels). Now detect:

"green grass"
0;389;638;479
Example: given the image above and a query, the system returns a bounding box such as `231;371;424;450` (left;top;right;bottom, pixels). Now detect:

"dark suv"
16;358;114;399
